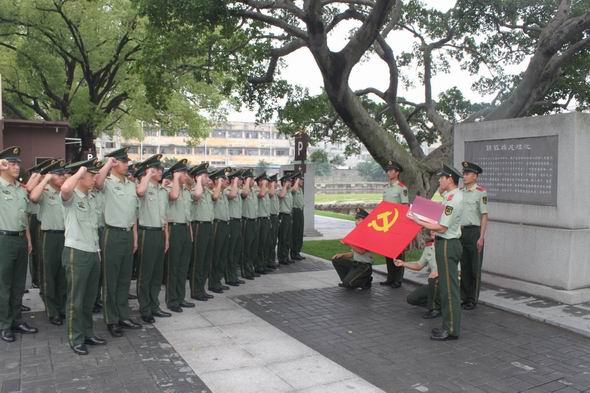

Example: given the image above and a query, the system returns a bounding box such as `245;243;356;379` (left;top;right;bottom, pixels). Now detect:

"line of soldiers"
0;146;306;355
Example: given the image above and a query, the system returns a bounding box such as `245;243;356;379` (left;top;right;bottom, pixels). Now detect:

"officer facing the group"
291;173;305;261
95;147;141;337
380;160;409;288
29;159;68;326
209;168;231;293
135;154;171;323
408;164;464;341
460;161;488;310
60;159;107;355
0;147;37;343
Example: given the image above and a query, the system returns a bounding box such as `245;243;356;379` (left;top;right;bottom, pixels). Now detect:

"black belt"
461;225;480;230
242;218;256;221
258;217;270;220
230;218;242;222
293;207;303;210
213;219;228;223
169;222;187;226
138;225;163;231
279;213;291;216
0;230;25;237
42;229;65;234
270;214;278;217
106;224;132;232
191;220;212;224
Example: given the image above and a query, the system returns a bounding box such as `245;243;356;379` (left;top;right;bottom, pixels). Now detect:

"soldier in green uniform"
95;147;141;337
380;160;409;288
225;169;246;286
61;159;107;355
91;176;106;314
209;168;231;293
164;159;195;312
291;173;305;261
255;172;273;274
459;161;488;310
267;174;280;269
189;162;215;301
277;173;294;265
408;164;464;340
0;147;37;343
240;169;258;279
135;154;172;323
29;159;68;326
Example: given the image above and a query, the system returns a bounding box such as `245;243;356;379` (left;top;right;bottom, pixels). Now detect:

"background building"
97;121;294;167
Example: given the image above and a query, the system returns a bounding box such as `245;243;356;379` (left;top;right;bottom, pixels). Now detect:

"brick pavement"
0;312;210;393
235;283;590;393
268;258;333;274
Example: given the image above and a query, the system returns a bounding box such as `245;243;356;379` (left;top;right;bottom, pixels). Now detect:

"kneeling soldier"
61;159;106;355
331;209;374;289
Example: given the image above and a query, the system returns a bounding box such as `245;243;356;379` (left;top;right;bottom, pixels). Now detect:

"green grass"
302;239;422;265
315;193;382;204
314;210;355;221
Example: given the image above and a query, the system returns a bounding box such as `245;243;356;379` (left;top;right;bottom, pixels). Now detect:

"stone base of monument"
455;112;590;305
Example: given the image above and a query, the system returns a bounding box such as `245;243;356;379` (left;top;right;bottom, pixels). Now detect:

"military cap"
461;161;483;174
268;173;278;182
40;159;67;175
0;146;23;164
28;158;54;173
280;172;292;182
65;158;102;174
384;160;403;172
437;164;462;183
189;162;210;177
355;208;369;220
255;171;268;182
209;167;230;180
291;171;303;180
242;168;254;179
104;147;130;161
134;154;164;178
227;168;242;180
162;169;173;180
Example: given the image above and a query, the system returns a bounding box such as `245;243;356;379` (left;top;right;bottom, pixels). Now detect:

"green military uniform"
209;169;230;292
277;175;294;265
0;151;30;336
268;175;280;268
256;173;271;274
136;157;168;319
382;170;409;286
241;170;258;279
91;188;105;309
189;163;214;300
434;174;464;339
165;162;192;310
406;243;441;314
459;161;488;308
291;182;305;260
225;170;243;285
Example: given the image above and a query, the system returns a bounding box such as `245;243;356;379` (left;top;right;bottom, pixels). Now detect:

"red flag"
342;202;421;259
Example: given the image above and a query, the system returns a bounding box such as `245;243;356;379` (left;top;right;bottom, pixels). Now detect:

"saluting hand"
0;159;9;171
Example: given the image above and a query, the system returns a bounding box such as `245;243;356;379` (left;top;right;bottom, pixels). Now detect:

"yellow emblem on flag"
368;209;399;233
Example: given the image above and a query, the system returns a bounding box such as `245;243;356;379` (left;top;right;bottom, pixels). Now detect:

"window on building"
259;132;270;139
104;142;115;149
275;148;289;156
245;131;259;139
260;148;271;156
142;146;157;155
211;160;226;166
125;145;139;154
144;128;159;137
176;146;190;155
228;130;243;138
228;148;243;156
160;145;175;154
211;129;226;138
209;147;226;155
194;147;206;155
245;148;259;156
177;129;188;137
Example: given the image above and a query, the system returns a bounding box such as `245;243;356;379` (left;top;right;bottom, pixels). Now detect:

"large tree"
0;0;224;158
142;0;590;195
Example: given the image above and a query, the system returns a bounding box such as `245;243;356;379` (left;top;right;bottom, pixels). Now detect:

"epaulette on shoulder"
398;181;406;188
476;186;486;192
447;193;455;201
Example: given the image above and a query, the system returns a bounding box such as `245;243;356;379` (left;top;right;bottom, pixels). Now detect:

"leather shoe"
180;301;195;308
243;276;255;280
255;269;267;274
462;302;476;310
71;344;89;355
21;305;31;312
391;282;402;288
49;316;63;326
237;279;245;284
278;261;289;266
0;329;15;342
192;295;209;302
209;288;223;294
168;305;183;313
119;319;142;329
204;293;214;299
286;259;295;264
221;285;230;290
253;272;261;277
423;310;441;319
430;328;458;341
266;264;278;270
226;282;240;287
141;315;156;324
379;280;393;286
13;322;38;334
153;310;172;318
92;304;102;314
107;324;123;337
84;336;107;346
127;293;137;300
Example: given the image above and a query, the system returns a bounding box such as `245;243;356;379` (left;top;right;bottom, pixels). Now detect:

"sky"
227;0;526;123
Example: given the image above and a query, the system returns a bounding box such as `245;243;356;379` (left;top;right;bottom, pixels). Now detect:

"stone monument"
454;112;590;304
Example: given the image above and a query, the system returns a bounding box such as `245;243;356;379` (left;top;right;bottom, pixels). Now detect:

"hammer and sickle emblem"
368;209;399;233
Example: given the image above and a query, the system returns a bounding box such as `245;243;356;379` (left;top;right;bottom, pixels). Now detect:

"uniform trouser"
101;228;133;325
63;247;99;346
332;257;372;288
190;221;213;297
41;231;66;319
278;214;292;263
268;215;280;265
385;257;405;283
407;278;440;310
209;221;229;290
241;219;257;278
435;237;462;336
291;208;304;257
29;215;41;287
257;218;271;270
225;219;242;283
166;224;191;308
460;226;483;304
137;228;165;317
95;227;104;306
0;235;27;330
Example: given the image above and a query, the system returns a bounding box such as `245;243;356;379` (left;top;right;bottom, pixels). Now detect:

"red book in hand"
409;196;444;224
